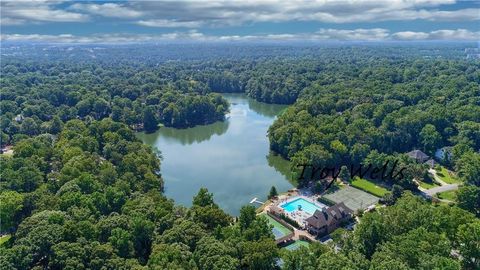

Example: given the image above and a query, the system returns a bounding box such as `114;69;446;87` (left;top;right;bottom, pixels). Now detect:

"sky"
1;0;479;43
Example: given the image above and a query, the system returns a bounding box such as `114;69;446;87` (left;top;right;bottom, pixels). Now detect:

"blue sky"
1;0;479;43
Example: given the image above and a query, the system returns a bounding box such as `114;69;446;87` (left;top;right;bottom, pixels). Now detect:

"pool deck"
277;195;327;228
259;189;319;243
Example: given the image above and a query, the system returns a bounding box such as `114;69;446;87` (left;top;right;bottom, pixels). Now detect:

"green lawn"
437;190;457;201
0;234;11;246
436;167;461;184
351;178;389;197
419;181;440;189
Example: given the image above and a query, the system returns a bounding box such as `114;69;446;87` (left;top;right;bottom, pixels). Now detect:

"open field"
351;178;389;197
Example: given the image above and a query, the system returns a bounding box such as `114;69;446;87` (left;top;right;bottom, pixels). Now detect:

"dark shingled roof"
305;202;353;229
407;149;429;161
424;159;436;168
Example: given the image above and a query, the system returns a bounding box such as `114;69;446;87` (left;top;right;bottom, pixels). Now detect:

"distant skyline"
1;0;479;43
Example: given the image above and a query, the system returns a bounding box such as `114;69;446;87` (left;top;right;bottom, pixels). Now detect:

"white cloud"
429;29;480;40
1;0;478;29
128;0;479;26
70;3;143;18
136;19;202;28
1;1;89;23
392;31;430;40
315;28;390;40
0;17;26;25
393;29;480;40
2;28;479;43
0;31;210;43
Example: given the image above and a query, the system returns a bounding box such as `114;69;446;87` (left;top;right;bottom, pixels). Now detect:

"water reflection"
248;98;288;118
266;152;295;185
136;93;293;215
138;120;229;146
227;93;288;118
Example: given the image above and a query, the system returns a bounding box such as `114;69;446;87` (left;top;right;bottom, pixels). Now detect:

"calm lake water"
136;94;294;215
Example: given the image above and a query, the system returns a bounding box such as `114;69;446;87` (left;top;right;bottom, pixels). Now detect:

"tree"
339;165;351;182
49;241;88;270
456;221;480;269
19;117;39;136
391;184;404;199
193;236;238;269
370;227;453;269
0;191;24;232
456;152;480;186
239;205;256;231
355;212;387;259
108;228;134;258
420;124;442;155
159;219;206;251
49;116;63;134
191;205;231;231
143;105;158;132
241;238;278;270
192;188;215;207
456;185;480;217
268;186;278;199
148;243;196;269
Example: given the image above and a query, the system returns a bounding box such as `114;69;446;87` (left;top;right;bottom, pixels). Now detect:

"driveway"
424;184;459;196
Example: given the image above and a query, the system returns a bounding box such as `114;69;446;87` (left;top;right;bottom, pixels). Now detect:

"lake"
136;93;294;215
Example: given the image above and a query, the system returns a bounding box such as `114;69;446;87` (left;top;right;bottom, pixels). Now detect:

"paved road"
424;184;459;196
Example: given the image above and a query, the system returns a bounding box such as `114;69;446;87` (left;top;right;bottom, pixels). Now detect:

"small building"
424;159;436;168
435;147;452;161
406;149;429;163
268;205;285;216
14;114;24;123
305;202;353;236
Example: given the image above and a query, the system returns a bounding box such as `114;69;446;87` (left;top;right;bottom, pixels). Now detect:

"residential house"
435;147;452;161
406;149;430;163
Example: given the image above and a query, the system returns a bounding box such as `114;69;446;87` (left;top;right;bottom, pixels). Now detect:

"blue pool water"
281;198;325;215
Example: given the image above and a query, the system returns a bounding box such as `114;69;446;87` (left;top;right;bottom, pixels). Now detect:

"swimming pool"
281;197;325;215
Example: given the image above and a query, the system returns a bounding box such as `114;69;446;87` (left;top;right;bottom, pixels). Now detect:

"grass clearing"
419;181;440;189
0;234;11;246
351;178;389;197
437;190;457;201
436;166;461;184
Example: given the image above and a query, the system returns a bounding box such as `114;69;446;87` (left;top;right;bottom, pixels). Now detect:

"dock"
250;197;264;204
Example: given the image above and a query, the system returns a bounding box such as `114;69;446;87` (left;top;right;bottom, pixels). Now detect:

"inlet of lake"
136;93;294;215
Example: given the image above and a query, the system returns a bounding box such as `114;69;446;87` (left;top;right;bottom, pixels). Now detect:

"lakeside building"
305;202;353;236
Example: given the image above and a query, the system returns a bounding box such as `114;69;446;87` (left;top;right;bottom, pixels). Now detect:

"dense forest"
268;58;480;189
0;119;278;269
1;119;478;270
1;43;479;269
0;59;229;138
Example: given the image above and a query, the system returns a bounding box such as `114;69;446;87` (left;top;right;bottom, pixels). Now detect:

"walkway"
428;168;448;185
292;228;316;242
420;168;459;197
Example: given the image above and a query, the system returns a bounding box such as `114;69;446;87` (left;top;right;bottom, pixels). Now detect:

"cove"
136;93;294;215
